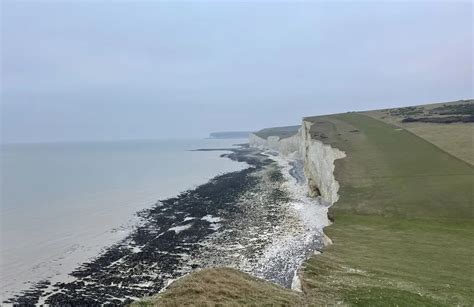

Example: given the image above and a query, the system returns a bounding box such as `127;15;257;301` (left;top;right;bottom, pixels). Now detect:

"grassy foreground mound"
131;268;304;306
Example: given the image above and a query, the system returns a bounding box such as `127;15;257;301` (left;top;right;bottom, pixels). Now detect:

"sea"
0;138;248;301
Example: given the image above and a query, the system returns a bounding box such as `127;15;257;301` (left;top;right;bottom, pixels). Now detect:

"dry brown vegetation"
364;100;474;165
132;268;304;306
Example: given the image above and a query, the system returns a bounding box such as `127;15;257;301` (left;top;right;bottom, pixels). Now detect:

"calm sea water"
0;138;247;300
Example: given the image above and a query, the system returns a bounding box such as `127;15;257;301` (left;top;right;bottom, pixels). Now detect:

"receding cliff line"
249;120;345;206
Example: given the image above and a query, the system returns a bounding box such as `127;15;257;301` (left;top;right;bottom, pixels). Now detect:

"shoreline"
133;146;334;305
1;139;248;303
3;144;250;305
263;151;332;292
5;144;330;305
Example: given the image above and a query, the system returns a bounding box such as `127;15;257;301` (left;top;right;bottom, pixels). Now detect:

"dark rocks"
7;146;276;305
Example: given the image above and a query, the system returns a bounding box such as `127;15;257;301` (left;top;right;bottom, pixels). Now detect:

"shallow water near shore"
0;138;248;301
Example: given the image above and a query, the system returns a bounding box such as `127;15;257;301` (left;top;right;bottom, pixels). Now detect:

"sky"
1;1;472;143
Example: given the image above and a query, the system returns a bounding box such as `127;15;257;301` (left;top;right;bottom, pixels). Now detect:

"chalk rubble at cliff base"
248;121;348;288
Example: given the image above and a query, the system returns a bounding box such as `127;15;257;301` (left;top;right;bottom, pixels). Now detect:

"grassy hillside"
301;113;473;305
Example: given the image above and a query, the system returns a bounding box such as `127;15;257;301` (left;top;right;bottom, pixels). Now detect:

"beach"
1;139;248;303
4;144;329;305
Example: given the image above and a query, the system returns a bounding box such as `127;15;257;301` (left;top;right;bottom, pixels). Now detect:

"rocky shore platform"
6;145;326;305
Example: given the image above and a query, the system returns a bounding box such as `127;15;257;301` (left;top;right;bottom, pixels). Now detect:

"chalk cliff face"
249;120;345;206
249;133;301;158
299;121;346;204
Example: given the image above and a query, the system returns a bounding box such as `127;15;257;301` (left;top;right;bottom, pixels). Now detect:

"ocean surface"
0;138;248;300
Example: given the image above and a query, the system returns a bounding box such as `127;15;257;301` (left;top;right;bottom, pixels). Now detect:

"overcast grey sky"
1;1;472;143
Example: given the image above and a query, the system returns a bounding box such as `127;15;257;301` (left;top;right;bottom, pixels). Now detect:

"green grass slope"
301;113;474;305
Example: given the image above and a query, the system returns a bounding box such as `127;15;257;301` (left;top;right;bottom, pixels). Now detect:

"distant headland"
208;131;252;139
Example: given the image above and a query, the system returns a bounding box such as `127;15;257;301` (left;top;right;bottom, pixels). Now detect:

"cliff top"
299;107;473;306
253;125;300;140
304;99;474;165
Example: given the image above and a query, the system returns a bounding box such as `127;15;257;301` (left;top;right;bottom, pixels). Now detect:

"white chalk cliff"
249;120;346;206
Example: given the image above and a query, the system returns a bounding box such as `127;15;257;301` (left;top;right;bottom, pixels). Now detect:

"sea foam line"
259;151;331;291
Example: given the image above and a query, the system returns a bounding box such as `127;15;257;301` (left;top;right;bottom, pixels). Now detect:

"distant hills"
253;125;300;140
209;131;252;139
